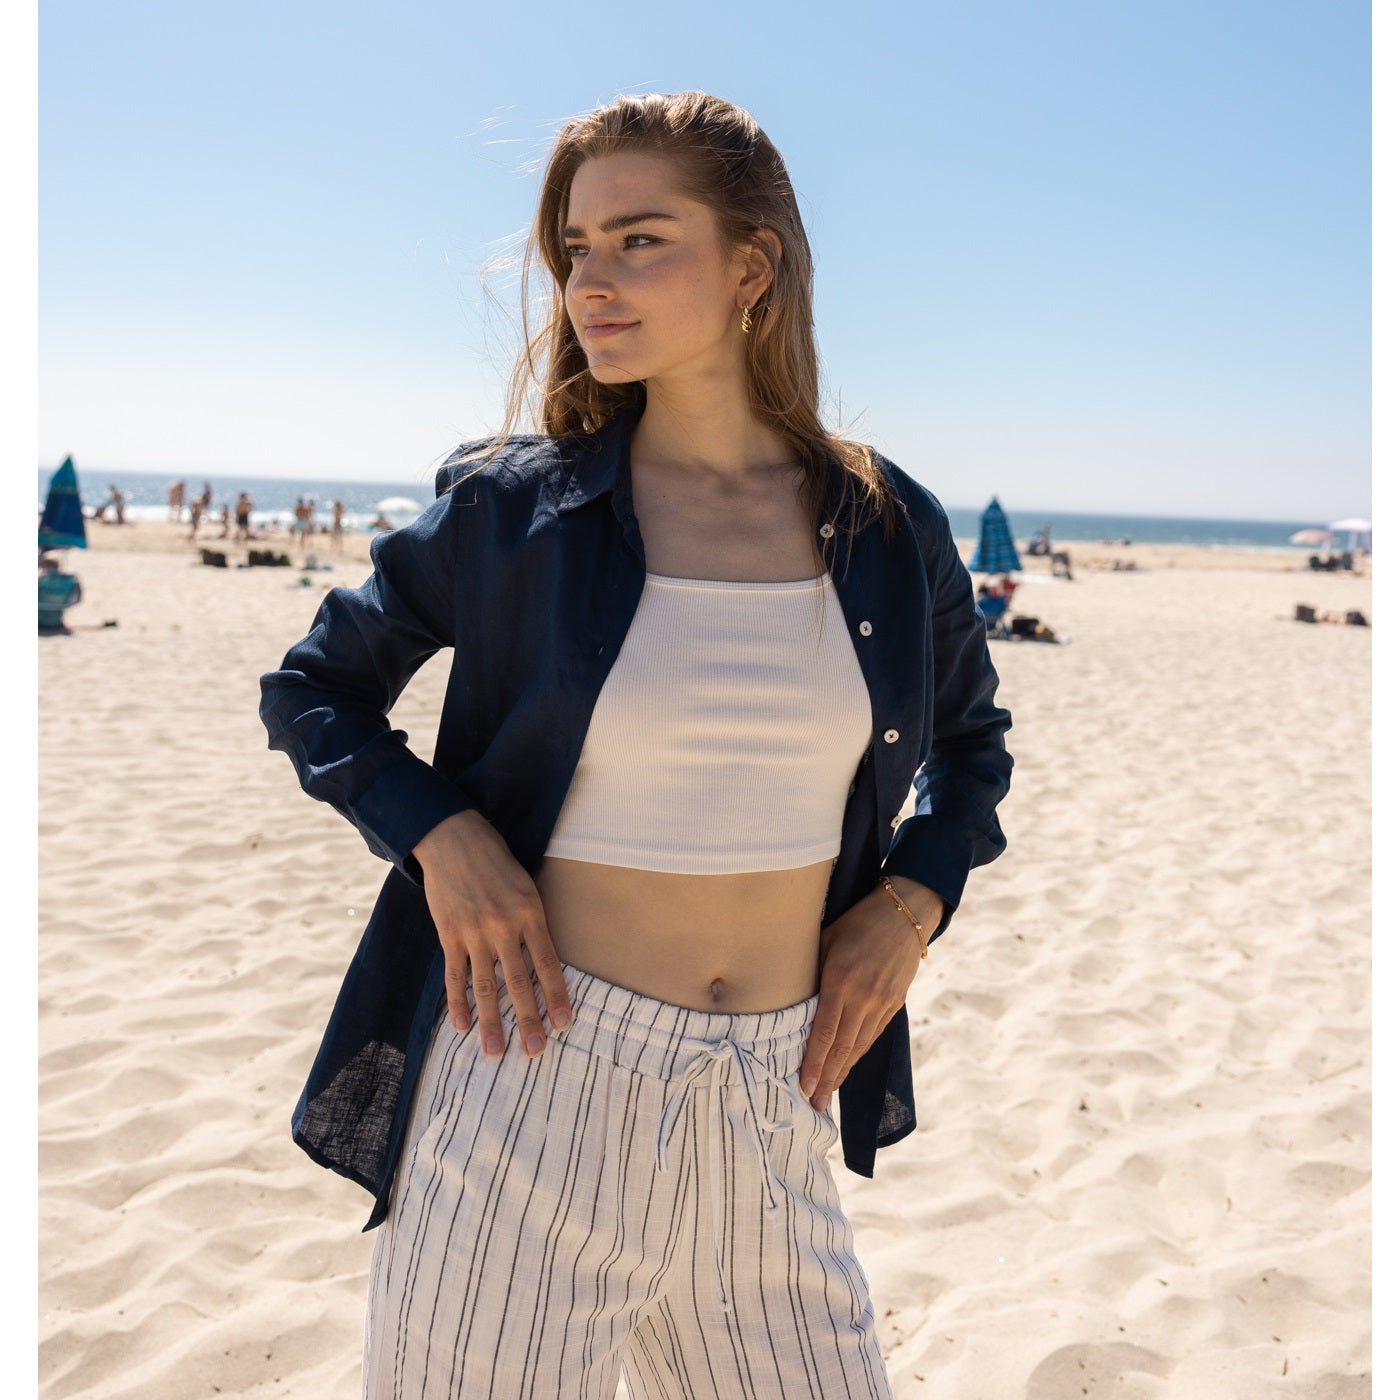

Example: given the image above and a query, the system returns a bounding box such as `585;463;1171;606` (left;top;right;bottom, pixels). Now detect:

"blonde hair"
484;91;898;545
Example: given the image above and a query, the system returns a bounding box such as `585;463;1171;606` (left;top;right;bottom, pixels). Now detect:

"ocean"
39;465;1349;551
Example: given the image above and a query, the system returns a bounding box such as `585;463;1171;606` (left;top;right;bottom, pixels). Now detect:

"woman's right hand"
412;810;572;1058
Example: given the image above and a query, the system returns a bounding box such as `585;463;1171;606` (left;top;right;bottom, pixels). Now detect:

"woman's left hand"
799;878;944;1113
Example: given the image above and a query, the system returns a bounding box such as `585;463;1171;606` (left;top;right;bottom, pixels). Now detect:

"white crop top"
543;572;873;873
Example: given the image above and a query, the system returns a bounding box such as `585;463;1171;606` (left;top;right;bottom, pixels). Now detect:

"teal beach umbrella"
967;497;1022;574
39;457;88;551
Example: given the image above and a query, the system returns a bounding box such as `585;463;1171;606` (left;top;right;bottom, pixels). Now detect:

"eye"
563;233;661;260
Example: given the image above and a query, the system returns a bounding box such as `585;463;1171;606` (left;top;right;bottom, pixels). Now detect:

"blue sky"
36;0;1372;520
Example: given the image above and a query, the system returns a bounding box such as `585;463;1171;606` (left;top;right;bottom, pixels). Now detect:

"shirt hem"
541;842;841;874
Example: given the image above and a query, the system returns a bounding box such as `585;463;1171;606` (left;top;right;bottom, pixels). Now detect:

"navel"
708;977;727;1005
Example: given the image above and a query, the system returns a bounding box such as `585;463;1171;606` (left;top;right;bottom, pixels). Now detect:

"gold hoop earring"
740;304;753;335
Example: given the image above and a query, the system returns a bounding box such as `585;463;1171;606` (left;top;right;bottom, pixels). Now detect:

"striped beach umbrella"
968;497;1022;574
39;457;88;551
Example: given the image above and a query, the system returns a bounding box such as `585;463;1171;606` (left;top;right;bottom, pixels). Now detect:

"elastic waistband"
555;963;817;1085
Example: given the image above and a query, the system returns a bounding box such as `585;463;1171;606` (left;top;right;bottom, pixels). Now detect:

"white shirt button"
858;620;873;637
890;815;900;828
883;728;899;744
818;523;835;539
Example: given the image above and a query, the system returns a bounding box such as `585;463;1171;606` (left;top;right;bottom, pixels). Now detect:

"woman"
261;91;1012;1399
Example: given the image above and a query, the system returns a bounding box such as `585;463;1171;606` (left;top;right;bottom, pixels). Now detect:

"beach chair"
978;594;1010;638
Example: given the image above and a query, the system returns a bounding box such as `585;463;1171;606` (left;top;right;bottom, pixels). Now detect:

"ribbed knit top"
543;572;873;873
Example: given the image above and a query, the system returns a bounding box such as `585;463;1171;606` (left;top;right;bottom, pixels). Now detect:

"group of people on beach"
82;477;366;552
166;479;348;551
168;481;216;539
193;491;260;543
289;496;347;549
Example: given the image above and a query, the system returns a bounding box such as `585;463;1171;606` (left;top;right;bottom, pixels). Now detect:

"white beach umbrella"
374;496;423;515
1328;517;1372;552
1288;528;1333;546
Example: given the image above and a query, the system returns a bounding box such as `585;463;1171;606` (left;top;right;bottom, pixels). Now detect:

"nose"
567;248;615;302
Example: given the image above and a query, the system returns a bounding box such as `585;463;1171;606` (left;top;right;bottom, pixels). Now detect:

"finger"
812;1016;861;1111
443;952;472;1034
523;928;572;1032
813;1010;881;1113
800;994;844;1098
496;944;549;1057
471;962;506;1057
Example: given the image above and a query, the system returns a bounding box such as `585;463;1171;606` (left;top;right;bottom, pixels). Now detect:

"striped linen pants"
363;963;893;1399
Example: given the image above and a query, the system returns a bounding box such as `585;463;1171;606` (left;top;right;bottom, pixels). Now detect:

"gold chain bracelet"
879;876;928;959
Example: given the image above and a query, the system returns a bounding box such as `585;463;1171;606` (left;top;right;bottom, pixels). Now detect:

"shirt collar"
557;398;644;514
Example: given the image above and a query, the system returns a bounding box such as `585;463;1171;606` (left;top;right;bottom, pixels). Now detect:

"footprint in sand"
1024;1341;1171;1399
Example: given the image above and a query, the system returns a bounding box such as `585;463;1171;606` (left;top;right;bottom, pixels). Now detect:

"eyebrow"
560;211;682;240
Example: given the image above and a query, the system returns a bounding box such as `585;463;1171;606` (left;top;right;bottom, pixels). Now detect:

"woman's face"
562;152;752;389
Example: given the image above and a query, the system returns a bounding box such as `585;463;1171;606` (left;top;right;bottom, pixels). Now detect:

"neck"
630;374;793;485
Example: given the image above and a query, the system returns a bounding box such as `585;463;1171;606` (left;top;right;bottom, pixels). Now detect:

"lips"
581;320;638;339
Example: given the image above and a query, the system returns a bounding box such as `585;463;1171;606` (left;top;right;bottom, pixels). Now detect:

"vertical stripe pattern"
362;964;892;1400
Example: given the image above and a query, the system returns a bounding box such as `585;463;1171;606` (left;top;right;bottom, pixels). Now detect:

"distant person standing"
218;502;232;539
101;485;126;525
38;555;82;635
331;499;345;552
168;480;186;521
188;495;205;541
235;491;254;541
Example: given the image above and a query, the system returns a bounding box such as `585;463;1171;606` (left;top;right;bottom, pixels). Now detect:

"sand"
38;521;1372;1398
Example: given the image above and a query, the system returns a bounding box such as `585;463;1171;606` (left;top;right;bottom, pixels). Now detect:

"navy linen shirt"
260;401;1012;1229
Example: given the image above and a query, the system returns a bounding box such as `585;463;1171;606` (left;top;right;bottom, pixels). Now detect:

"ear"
736;226;783;308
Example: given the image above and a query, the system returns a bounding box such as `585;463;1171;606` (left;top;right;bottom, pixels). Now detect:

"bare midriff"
533;856;834;1013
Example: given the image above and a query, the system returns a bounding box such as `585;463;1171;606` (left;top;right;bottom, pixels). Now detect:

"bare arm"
798;876;942;1111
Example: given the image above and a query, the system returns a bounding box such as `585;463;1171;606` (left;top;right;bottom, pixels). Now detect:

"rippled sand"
38;524;1371;1398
